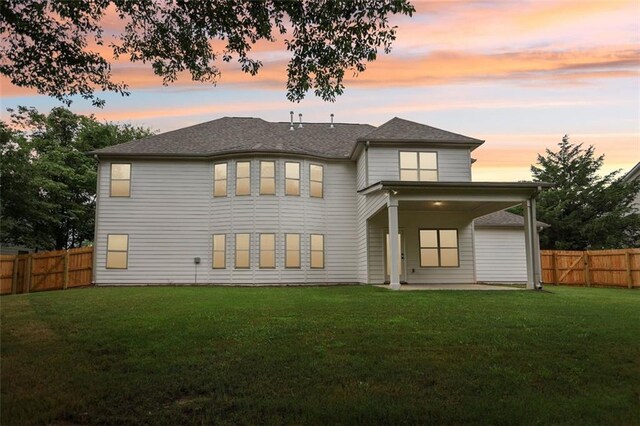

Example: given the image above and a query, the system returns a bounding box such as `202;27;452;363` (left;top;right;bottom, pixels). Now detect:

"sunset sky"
1;0;638;181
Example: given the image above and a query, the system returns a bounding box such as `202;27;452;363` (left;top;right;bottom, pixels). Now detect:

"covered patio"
358;181;551;290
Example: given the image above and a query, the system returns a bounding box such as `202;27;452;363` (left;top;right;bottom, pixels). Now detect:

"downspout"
365;141;370;187
92;155;101;285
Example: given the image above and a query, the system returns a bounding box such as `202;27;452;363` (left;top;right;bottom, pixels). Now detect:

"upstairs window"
110;163;131;197
106;234;129;269
309;164;324;198
235;234;251;269
212;234;226;269
285;162;300;196
260;161;276;195
310;234;325;269
236;161;251;196
259;233;276;269
213;163;227;197
419;229;459;267
399;152;438;181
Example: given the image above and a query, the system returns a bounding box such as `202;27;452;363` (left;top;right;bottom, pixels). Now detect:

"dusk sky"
1;0;638;181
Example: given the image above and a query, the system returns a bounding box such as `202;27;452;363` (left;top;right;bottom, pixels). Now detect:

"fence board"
0;247;93;295
541;249;640;288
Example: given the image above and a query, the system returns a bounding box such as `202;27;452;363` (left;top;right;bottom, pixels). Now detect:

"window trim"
235;161;252;196
212;234;226;269
309;163;324;198
213;162;228;197
418;228;459;268
234;233;251;269
399;151;439;182
284;233;301;269
106;234;129;269
284;161;301;196
309;233;325;269
259;160;276;195
259;233;276;269
109;163;132;197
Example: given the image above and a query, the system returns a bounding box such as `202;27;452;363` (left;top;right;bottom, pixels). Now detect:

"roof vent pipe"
298;113;303;128
289;111;294;131
330;113;335;129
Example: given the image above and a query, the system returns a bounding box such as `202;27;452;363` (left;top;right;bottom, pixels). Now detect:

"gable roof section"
357;117;484;145
474;210;549;228
89;116;486;159
90;117;375;159
622;162;640;182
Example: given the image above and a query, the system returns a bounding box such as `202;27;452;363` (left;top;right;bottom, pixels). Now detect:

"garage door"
474;228;527;282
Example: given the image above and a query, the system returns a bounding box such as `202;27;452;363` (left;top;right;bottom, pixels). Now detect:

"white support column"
522;200;535;289
388;194;401;290
530;197;542;288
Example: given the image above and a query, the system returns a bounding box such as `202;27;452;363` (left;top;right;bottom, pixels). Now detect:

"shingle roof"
357;117;484;144
89;116;485;159
90;117;375;159
622;162;640;182
474;210;549;228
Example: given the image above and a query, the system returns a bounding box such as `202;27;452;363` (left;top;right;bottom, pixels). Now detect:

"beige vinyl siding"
474;227;527;282
95;158;360;285
355;150;388;283
368;146;472;182
96;160;211;284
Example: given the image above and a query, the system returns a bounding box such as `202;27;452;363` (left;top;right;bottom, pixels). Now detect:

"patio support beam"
387;194;401;290
531;197;542;287
522;198;542;290
523;199;534;289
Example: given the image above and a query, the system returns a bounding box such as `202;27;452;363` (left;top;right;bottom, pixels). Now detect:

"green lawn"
1;286;639;425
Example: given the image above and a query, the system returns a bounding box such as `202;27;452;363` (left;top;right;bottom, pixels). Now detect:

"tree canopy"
0;106;152;250
0;0;415;106
531;135;640;250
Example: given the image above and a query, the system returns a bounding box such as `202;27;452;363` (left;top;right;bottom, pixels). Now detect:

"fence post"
551;252;557;285
63;250;70;290
584;252;590;287
625;250;633;289
11;256;19;294
25;254;33;294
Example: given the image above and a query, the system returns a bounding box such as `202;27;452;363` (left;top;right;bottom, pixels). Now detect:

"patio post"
387;194;401;290
530;197;542;287
523;199;535;289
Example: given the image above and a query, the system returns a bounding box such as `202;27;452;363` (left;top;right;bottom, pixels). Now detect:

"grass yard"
1;286;639;425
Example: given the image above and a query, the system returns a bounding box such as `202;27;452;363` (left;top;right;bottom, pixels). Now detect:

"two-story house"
90;116;549;289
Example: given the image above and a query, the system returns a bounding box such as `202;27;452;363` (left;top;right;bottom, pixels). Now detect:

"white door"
385;232;406;283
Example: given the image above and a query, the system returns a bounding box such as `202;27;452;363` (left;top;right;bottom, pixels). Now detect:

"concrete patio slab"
374;284;523;291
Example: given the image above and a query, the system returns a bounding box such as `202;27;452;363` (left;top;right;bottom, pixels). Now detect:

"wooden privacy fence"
0;247;93;295
541;249;640;288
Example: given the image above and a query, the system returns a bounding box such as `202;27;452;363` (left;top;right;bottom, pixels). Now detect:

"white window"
259;233;276;269
285;162;300;196
309;164;324;198
285;234;301;268
310;234;324;269
106;234;129;269
235;234;250;269
236;161;251;196
260;161;276;195
212;234;226;269
213;163;227;197
110;163;131;197
399;152;437;181
419;229;459;267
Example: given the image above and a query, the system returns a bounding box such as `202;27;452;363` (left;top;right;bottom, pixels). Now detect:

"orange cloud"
3;45;637;100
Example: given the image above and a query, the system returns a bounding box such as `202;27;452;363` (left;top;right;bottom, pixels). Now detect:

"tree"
0;106;153;250
531;135;640;250
0;0;415;107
